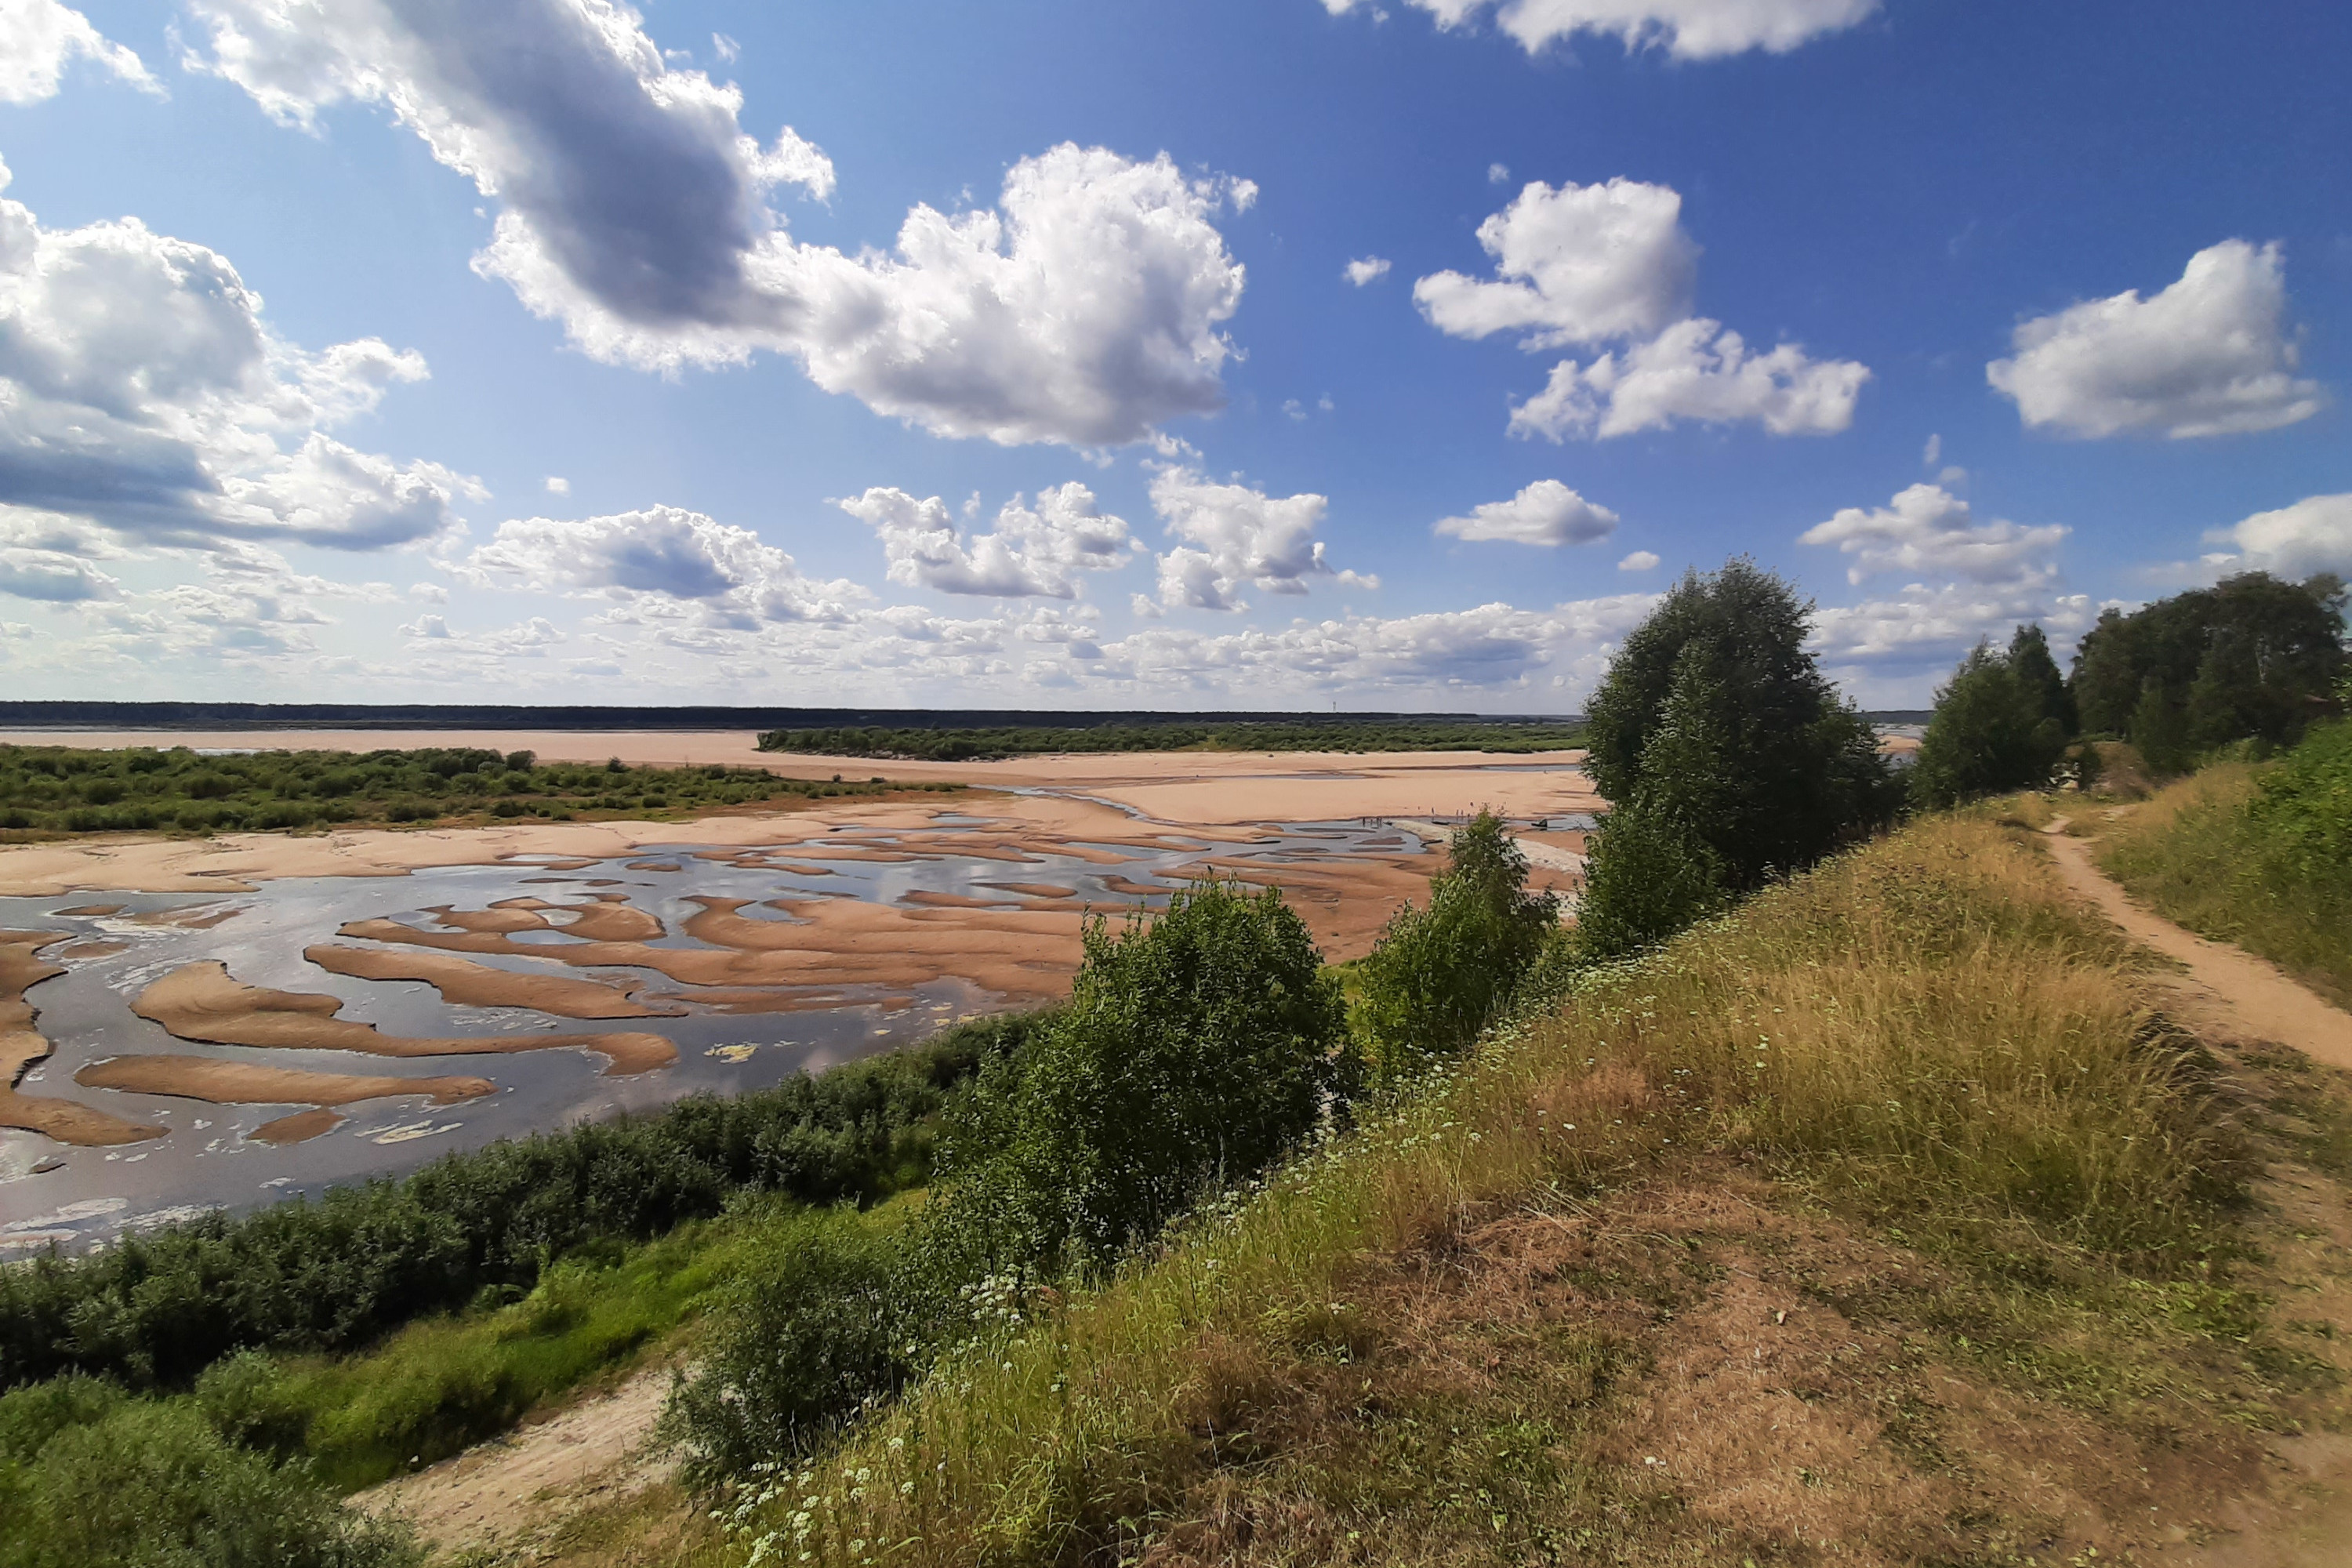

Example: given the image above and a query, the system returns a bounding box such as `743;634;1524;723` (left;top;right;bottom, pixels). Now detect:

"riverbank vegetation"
757;716;1585;760
0;744;952;840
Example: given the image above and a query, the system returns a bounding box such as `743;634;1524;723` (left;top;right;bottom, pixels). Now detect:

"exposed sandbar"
132;962;677;1076
250;1109;343;1144
303;945;666;1019
0;930;166;1146
74;1055;494;1109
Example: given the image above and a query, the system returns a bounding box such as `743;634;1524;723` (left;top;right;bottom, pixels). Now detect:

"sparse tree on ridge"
1911;627;2071;808
1582;558;1899;895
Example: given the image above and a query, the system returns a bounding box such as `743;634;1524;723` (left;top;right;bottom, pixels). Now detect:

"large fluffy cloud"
1509;318;1868;440
837;484;1138;598
1148;467;1374;612
0;0;157;103
1800;483;2067;588
0;157;475;550
463;505;861;624
1434;479;1618;546
1987;241;2324;439
2197;493;2352;581
1423;179;1867;441
1414;180;1696;347
1319;0;1878;60
187;2;1251;446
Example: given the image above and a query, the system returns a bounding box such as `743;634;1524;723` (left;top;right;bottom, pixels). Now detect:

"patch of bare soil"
358;1365;678;1563
1138;1059;2352;1566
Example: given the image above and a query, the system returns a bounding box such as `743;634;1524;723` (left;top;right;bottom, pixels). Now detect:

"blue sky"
2;0;2346;710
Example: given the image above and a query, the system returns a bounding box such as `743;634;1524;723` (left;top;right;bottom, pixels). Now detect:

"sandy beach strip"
132;962;677;1076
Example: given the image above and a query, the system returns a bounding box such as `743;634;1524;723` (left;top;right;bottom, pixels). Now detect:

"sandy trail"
2042;823;2352;1073
357;1364;676;1558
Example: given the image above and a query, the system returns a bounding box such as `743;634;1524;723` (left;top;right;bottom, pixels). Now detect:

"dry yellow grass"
659;807;2333;1568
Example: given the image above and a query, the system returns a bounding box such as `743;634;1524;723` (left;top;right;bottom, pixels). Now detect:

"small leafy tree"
1583;558;1898;891
2008;622;2076;735
1355;811;1560;1088
932;879;1345;1271
1911;636;2070;808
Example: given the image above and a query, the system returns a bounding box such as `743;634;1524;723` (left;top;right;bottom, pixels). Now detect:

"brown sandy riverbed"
74;1056;494;1112
132;962;677;1075
302;946;667;1019
0;930;165;1146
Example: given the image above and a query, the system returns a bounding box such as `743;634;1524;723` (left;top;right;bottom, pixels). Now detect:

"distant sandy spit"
0;931;165;1146
0;728;1598;824
0;791;1142;897
132;961;677;1076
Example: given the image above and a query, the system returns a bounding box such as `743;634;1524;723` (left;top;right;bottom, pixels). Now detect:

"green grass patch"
2097;719;2352;1007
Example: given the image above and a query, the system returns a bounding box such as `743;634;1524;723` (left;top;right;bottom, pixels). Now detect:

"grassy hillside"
758;717;1586;761
2097;718;2352;1007
0;743;953;841
679;809;2344;1568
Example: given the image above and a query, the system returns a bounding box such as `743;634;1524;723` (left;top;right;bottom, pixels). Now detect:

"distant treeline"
0;744;948;838
0;1012;1049;1392
760;717;1588;760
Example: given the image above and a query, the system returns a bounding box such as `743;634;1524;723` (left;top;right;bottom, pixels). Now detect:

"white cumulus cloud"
1425;177;1866;441
1987;241;2324;440
2198;493;2352;581
1415;179;1696;347
1344;256;1392;287
0;0;158;103
1510;318;1867;440
0;156;476;551
1149;467;1374;612
837;483;1139;598
1800;483;2066;588
187;3;1251;447
464;505;862;625
1322;0;1878;60
1618;550;1659;572
1434;479;1619;546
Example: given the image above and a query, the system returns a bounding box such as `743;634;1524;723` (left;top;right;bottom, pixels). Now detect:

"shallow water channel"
0;815;1421;1250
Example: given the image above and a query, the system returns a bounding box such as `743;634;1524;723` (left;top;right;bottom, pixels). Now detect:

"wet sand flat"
75;1056;495;1112
132;962;677;1076
0;931;165;1146
302;946;666;1019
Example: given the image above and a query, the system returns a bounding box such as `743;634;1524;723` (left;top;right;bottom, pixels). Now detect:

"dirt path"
356;1365;674;1559
2043;820;2352;1568
2042;822;2352;1073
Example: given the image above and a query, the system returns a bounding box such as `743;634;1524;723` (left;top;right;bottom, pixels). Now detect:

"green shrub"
1911;627;2071;808
1573;795;1726;960
932;880;1345;1272
664;1209;910;1480
1354;812;1559;1087
0;1384;416;1568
